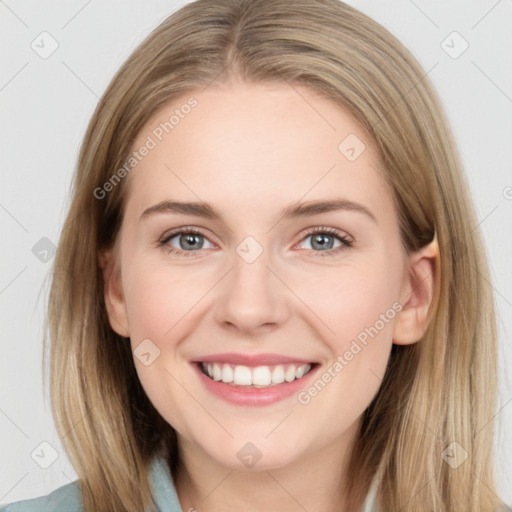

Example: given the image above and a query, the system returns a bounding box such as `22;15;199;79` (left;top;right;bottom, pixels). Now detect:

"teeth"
233;365;252;385
212;363;222;381
203;362;312;387
252;366;272;386
296;365;308;379
221;363;233;383
285;365;296;382
271;365;285;384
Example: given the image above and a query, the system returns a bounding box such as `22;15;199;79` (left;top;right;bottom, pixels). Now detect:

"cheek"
291;261;401;411
123;262;211;343
121;263;208;434
297;261;401;351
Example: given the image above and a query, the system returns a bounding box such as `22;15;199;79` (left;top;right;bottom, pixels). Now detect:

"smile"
199;362;315;387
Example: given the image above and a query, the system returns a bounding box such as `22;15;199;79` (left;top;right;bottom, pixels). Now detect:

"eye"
297;227;353;257
158;226;353;258
159;227;215;257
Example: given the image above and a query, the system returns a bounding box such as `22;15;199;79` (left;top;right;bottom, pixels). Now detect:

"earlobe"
98;248;130;337
392;235;440;345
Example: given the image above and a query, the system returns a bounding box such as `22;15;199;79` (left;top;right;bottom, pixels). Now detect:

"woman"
2;0;509;510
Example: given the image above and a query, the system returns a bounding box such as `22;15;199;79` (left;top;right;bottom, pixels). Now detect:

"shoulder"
0;456;179;512
0;481;83;512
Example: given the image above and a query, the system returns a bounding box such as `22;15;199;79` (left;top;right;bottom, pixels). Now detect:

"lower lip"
192;363;319;406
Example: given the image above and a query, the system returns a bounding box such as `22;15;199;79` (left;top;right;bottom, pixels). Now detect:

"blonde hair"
46;0;504;510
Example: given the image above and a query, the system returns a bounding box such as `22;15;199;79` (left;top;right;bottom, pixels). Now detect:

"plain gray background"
1;0;511;506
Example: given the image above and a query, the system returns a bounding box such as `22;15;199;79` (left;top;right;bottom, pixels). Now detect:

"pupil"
180;234;202;250
312;234;333;250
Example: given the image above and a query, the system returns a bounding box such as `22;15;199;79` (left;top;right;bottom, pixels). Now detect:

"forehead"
123;82;394;224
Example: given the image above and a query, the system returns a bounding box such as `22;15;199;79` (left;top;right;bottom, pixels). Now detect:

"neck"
172;425;365;512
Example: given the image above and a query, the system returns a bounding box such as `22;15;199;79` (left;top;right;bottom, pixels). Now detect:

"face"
102;82;430;472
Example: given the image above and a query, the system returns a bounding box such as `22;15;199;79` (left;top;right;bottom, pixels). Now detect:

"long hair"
45;0;503;510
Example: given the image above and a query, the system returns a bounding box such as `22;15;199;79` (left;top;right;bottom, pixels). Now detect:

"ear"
393;236;440;345
98;247;130;337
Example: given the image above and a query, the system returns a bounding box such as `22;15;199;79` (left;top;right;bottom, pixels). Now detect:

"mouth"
196;361;318;388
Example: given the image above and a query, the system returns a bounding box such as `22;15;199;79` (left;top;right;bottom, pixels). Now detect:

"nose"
213;244;291;335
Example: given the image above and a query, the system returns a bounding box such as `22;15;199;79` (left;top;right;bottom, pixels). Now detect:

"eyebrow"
140;198;377;224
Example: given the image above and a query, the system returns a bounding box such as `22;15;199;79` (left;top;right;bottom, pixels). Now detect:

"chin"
199;437;307;472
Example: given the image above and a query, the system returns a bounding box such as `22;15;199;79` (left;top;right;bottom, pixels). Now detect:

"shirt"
0;456;379;511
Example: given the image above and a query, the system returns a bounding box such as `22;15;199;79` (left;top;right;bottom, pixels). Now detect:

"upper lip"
191;353;317;367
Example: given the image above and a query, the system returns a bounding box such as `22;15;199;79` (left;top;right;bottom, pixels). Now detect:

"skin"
101;81;438;512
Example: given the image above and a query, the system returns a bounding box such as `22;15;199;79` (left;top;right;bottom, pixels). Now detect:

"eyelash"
158;226;353;258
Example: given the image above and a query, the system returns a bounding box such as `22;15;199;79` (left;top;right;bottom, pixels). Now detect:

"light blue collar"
149;456;183;512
